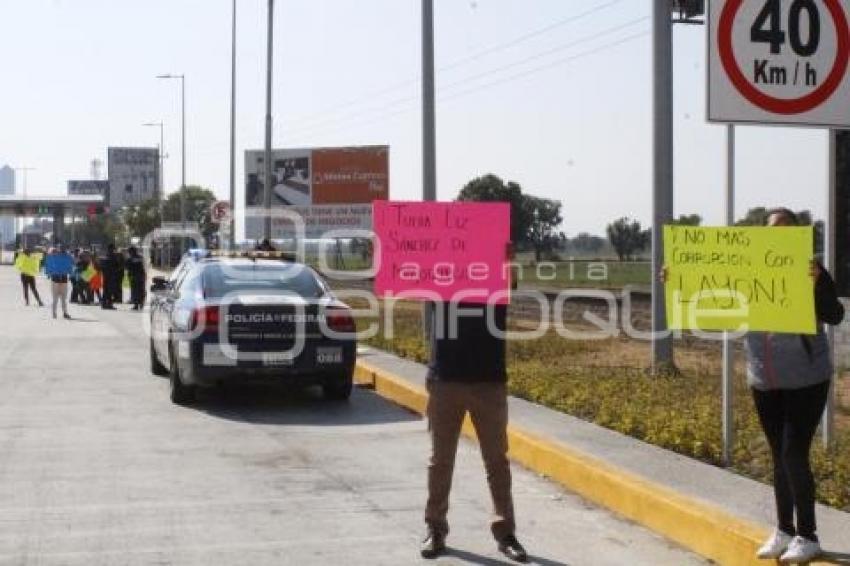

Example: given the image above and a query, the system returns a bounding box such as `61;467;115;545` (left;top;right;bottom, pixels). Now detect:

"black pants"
752;381;830;540
130;278;146;308
101;275;116;309
20;274;42;305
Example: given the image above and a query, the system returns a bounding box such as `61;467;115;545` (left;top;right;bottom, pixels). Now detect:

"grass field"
515;260;651;290
355;302;850;512
319;255;654;290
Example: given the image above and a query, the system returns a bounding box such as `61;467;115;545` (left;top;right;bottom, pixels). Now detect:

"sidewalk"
354;347;850;566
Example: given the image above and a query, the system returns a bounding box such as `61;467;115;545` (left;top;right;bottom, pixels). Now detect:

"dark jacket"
427;302;508;383
126;255;145;282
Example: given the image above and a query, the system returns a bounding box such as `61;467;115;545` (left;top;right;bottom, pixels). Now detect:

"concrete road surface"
0;266;707;566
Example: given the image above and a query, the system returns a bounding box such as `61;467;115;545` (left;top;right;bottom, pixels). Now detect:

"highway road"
0;266;707;565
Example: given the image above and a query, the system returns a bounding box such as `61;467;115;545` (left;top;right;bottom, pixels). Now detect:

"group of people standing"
13;244;148;317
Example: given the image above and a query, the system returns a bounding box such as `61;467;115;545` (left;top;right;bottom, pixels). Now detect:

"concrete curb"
354;358;836;566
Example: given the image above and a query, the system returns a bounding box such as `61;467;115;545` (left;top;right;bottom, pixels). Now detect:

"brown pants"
424;380;515;540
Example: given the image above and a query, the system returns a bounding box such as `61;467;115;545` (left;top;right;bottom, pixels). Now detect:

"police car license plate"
262;352;294;366
316;347;342;364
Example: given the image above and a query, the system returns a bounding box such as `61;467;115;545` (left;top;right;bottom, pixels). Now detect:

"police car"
149;251;357;404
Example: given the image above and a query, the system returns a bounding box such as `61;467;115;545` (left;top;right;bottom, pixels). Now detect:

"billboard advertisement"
245;145;388;239
108;147;160;208
68;180;109;196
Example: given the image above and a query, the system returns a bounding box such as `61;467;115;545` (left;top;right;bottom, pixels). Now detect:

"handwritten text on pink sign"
374;201;510;303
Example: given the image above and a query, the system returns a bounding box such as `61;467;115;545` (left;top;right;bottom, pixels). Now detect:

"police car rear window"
201;264;325;298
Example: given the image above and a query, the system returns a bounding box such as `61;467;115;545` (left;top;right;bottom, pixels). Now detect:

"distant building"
107;147;160;209
0;165;13;194
0;165;15;247
67;180;109;197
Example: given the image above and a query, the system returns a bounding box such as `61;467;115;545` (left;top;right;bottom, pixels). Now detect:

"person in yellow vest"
14;248;44;307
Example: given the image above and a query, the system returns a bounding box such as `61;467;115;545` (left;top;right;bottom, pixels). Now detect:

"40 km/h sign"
709;0;850;127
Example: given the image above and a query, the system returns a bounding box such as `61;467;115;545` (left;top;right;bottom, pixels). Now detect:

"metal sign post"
722;124;735;465
824;130;838;448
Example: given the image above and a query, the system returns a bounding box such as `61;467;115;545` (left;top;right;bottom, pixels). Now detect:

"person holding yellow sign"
662;207;844;563
13;249;44;307
748;209;844;563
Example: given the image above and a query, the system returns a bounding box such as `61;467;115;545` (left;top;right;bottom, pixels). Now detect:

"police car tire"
150;339;168;376
322;377;353;401
169;342;196;405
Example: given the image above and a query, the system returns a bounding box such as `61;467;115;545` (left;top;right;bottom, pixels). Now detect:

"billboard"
68;180;109;196
245;145;388;239
108;147;160;208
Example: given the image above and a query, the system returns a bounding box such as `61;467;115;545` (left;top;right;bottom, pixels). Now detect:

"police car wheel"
169;342;196;405
150;339;168;376
322;376;353;401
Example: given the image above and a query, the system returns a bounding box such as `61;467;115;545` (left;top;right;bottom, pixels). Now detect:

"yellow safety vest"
14;254;40;277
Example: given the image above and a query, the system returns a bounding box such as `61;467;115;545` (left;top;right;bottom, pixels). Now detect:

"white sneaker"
780;536;822;563
756;529;793;559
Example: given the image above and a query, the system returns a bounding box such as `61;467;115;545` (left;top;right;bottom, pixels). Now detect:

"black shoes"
498;534;528;563
420;531;527;562
420;531;446;559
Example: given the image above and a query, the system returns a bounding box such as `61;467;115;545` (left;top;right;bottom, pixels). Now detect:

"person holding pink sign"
420;244;527;563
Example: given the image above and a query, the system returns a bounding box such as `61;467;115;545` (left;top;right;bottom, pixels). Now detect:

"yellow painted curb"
355;358;835;566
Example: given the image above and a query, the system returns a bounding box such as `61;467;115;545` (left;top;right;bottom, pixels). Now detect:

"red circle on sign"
718;0;850;115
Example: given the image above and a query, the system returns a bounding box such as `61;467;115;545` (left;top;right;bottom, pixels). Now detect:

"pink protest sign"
373;200;511;304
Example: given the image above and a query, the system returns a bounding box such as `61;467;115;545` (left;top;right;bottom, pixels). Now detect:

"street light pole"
422;0;436;204
143;122;165;199
422;0;437;338
13;167;34;248
156;74;186;238
263;0;274;241
651;1;674;372
229;0;237;249
14;166;34;200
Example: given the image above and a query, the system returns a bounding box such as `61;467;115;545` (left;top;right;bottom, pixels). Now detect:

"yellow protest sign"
664;225;815;334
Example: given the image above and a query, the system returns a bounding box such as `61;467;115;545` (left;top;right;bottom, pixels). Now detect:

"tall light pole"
142;122;165;199
263;0;274;241
422;0;437;338
651;2;674;372
422;0;436;203
156;74;186;234
230;0;237;249
14;166;34;200
13;167;34;247
143;121;166;227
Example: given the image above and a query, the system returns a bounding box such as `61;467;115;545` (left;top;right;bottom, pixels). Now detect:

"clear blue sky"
0;0;828;236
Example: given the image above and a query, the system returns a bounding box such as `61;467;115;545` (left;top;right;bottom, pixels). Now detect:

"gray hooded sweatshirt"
746;265;844;391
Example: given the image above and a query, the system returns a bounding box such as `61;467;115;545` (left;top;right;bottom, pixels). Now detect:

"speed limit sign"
210;200;232;224
708;0;850;127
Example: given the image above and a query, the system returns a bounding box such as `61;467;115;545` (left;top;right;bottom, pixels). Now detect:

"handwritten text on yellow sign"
664;225;815;334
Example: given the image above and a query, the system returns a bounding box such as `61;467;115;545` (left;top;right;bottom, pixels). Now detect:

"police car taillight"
326;309;355;333
190;306;220;332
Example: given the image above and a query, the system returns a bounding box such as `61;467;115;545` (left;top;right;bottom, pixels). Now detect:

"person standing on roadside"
70;251;87;304
748;209;844;563
45;245;75;320
113;247;126;304
99;244;117;310
420;244;527;563
660;208;844;564
125;246;146;311
14;248;44;307
89;257;104;306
